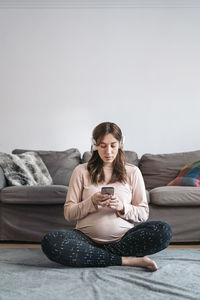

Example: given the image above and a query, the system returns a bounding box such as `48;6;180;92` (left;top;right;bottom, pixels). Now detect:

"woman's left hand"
108;196;124;212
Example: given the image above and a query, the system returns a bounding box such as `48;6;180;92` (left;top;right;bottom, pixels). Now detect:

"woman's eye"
100;144;116;149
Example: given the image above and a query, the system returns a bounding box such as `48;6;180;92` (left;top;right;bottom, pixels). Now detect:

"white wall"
0;2;200;158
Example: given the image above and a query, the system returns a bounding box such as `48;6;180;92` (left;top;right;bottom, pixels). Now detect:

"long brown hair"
87;122;127;184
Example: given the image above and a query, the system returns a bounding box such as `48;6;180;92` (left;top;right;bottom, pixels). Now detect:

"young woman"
41;122;172;271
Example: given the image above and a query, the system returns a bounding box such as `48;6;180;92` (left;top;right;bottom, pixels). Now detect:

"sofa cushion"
146;190;150;204
150;186;200;206
12;148;81;186
0;185;68;205
82;150;139;166
0;166;7;189
0;152;52;186
168;160;200;187
139;150;200;190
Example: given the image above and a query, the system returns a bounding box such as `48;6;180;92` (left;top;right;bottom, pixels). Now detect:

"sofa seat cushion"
150;186;200;206
0;185;68;205
12;148;81;186
146;190;150;203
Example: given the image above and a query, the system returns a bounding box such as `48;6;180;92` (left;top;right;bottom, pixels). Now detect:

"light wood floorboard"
0;243;41;248
168;245;200;249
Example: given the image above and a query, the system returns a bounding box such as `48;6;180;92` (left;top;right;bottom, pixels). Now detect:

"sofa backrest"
82;150;139;166
139;150;200;190
12;148;200;190
12;148;81;186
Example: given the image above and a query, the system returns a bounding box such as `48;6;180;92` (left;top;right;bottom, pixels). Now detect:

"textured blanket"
0;248;199;300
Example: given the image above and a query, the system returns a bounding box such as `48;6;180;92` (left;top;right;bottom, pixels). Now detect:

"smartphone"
101;187;114;195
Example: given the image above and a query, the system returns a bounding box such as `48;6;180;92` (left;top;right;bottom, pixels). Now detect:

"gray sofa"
0;148;200;243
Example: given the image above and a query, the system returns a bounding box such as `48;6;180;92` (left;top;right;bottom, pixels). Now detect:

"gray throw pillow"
0;152;53;186
12;148;81;186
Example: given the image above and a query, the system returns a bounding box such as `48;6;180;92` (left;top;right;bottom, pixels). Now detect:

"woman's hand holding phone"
101;186;124;213
91;187;124;212
91;192;112;207
108;196;124;213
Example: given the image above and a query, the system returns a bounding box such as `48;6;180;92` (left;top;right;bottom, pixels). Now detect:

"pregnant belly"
76;207;133;243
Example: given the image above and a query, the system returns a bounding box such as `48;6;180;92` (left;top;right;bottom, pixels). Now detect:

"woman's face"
97;133;120;165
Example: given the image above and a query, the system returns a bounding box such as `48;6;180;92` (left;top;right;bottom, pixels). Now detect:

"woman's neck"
103;163;113;169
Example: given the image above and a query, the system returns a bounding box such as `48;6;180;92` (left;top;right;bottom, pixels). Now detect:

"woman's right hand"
91;192;111;207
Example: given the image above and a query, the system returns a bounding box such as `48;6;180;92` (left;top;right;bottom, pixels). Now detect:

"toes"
150;263;158;271
146;258;158;271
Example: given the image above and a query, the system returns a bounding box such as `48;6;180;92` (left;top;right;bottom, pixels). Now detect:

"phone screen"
101;187;114;195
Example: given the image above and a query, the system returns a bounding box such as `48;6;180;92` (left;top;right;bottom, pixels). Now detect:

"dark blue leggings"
41;221;172;267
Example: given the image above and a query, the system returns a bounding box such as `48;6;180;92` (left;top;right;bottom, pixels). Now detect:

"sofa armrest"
0;166;7;189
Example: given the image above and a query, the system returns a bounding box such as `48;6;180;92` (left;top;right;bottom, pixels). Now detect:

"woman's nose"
106;146;112;153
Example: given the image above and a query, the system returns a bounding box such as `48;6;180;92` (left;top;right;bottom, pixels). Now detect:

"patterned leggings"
41;221;172;267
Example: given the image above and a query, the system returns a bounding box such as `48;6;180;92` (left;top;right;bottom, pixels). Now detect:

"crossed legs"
41;221;172;271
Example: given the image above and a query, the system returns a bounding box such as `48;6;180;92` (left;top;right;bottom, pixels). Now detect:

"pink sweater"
64;163;149;243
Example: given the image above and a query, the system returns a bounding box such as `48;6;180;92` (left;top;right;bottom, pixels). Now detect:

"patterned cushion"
139;150;200;190
12;148;81;186
168;160;200;187
0;152;53;186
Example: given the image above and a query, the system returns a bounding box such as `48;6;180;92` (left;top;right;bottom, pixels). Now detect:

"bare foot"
122;256;158;272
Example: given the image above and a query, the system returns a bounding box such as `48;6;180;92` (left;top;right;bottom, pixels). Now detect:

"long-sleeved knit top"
64;162;149;243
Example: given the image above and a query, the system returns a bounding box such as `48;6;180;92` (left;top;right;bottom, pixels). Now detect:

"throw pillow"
167;160;200;187
12;148;81;186
0;151;53;186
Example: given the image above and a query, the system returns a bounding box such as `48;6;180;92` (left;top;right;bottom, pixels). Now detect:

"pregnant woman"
41;122;172;271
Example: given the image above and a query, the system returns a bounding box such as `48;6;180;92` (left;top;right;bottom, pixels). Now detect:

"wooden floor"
0;243;42;248
0;243;200;249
